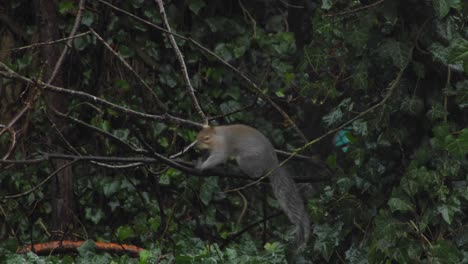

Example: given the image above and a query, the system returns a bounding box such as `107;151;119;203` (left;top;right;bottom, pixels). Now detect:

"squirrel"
196;124;310;250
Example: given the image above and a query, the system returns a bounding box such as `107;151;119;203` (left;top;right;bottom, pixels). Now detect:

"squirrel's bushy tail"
270;167;310;249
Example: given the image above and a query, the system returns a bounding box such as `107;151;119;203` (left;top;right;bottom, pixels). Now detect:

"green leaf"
220;100;242;122
379;39;412;68
449;38;468;64
321;0;333;10
113;129;130;141
115;79;130;91
432;0;450;18
77;240;96;256
81;11;94;26
454;81;468;108
352;61;368;90
85;208;105;224
431;240;461;262
388;197;414;213
214;43;233;61
313;222;343;261
233;46;246;58
59;0;74;15
130;0;144;8
200;177;219;205
446;128;468;157
429;42;450;64
189;0;206;15
437;198;461;225
352;120;368;136
117;226;134;241
103;181;120;197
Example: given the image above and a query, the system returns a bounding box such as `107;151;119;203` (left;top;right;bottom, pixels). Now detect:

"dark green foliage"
0;0;467;263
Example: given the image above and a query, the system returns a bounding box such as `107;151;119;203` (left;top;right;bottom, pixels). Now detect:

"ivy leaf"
352;61;368;90
313;222;343;261
59;0;74;15
379;39;412;68
430;240;461;262
85;208;105;224
432;0;450;18
103;181;120;197
321;0;333;10
220;100;242;122
189;0;206;15
200;177;219;205
429;42;450;64
81;11;94;27
214;43;233;61
449;38;468;73
345;244;369;264
117;226;134;241
77;240;96;256
346;24;369;50
437;198;461;225
455;81;468;108
388;197;414;213
446;128;468;157
352;120;368;136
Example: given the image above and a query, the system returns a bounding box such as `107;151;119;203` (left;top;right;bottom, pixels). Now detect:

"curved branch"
2;159;77;199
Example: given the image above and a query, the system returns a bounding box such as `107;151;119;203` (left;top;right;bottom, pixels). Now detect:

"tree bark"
36;0;76;235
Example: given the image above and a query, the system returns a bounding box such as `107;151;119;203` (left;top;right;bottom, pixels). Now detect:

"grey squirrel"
196;124;310;250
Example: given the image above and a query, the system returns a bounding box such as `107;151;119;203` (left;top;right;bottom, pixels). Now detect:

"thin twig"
1;127;16;160
325;0;385;17
47;0;86;84
2;159;78;199
154;0;207;123
0;32;91;53
169;140;197;159
444;66;451;123
52;109;145;153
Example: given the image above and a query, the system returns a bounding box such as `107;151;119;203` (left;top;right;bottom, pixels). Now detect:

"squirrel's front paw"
195;158;204;170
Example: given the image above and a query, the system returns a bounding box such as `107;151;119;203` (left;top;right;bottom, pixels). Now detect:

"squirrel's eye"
203;136;210;141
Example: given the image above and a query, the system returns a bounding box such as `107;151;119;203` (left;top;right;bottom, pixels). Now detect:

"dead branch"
17;240;144;257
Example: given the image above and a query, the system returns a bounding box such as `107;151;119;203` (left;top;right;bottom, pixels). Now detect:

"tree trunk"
36;0;76;235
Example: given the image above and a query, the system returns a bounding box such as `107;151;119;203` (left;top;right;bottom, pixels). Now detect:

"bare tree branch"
154;0;207;124
0;32;91;53
0;62;203;128
0;153;330;183
325;0;385;17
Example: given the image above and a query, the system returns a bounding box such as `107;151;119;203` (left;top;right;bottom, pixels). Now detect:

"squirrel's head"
196;125;216;150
